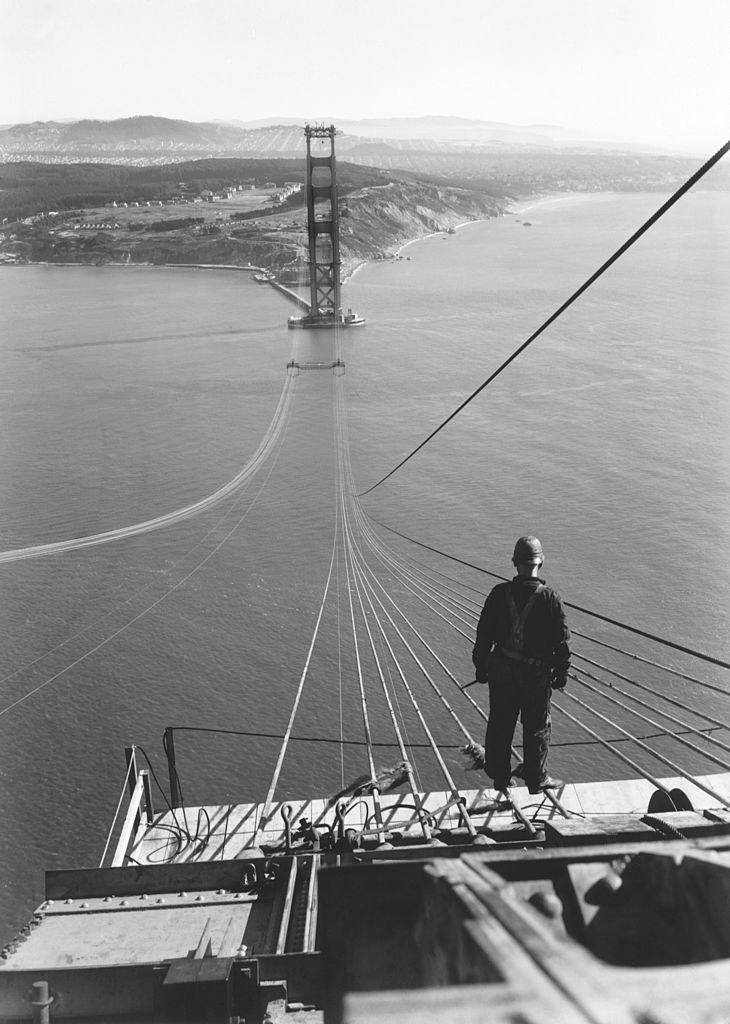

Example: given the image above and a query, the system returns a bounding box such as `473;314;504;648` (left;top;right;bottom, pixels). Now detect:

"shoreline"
1;192;642;278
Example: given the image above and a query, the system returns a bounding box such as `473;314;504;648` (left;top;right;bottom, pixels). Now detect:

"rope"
359;140;730;496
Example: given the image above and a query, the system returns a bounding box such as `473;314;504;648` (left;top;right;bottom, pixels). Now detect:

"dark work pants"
485;657;551;788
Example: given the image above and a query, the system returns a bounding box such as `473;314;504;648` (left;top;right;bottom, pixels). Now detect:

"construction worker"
472;536;570;794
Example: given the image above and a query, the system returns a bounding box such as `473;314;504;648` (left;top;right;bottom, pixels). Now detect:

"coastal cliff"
1;177;503;276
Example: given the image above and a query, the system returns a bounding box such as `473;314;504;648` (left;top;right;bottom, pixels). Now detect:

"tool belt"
498;646;549;670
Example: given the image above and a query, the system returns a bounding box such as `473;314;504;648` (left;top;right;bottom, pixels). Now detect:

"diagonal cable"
359;140;729;497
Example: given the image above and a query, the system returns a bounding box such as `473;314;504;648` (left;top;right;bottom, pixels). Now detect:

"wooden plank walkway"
129;772;730;866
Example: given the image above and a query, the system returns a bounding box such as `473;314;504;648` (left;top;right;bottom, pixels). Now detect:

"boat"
342;308;365;326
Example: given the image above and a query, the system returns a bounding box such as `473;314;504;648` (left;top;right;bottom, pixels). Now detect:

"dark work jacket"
472;576;571;680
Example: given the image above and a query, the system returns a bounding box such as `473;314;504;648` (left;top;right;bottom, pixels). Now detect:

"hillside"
0;160;504;276
0;159;387;224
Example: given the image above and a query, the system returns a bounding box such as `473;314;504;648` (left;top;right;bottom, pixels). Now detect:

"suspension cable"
571;629;730;694
572;671;730;772
551;700;669;794
573;653;729;734
257;516;339;828
359;140;730;497
342;528;433;839
562;688;728;805
365;517;730;669
355;502;730;795
0;380;297;720
338;461;386;840
340;491;477;831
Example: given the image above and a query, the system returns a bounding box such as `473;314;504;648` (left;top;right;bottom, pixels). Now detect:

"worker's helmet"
512;535;544;565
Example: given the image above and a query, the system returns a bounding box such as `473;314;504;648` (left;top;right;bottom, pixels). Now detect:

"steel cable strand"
353;520;478;639
363;515;500;597
0;369;296;564
347;528;550;815
359;140;730;498
351;535;532;782
346;532;481;798
560;685;729;806
253;502;340;840
349;477;486;616
351;529;492;731
335;387;426;791
354;513;483;626
571;670;730;772
336;423;387;841
339;391;488;794
570;629;730;695
550;698;671;795
348;508;490;728
334;380;426;809
354;514;485;618
346;496;480;744
345;395;538;795
346;464;484;633
362;522;730;671
346;557;434;840
361;537;480;626
341;517;434;841
573;655;728;753
355;504;690;788
360;496;730;795
0;378;299;694
339;478;478;833
335;536;346;789
0;389;297;720
357;516;729;745
335;390;431;830
346;545;476;838
572;653;730;737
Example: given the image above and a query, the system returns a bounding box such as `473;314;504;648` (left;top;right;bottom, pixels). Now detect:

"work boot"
528;777;564;795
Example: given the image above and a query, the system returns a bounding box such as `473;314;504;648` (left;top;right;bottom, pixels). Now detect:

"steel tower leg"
305;124;341;323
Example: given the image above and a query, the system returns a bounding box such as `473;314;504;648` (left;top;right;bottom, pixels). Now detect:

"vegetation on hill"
0;159;390;223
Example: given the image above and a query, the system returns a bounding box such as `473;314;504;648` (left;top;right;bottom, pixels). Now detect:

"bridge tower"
287;124;364;329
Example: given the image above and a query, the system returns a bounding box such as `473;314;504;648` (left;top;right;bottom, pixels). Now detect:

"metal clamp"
281;805;293;854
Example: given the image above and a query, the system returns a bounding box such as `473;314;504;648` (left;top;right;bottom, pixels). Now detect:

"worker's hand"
550;669;568;690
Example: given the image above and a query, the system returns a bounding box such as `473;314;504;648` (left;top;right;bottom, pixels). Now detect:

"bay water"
0;190;728;941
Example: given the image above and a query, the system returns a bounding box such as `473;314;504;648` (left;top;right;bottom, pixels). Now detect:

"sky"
1;0;728;153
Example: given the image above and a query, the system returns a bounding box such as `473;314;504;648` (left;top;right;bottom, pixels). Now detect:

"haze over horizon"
2;0;728;155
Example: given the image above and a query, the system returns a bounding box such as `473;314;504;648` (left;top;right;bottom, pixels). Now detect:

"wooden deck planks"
128;773;730;864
